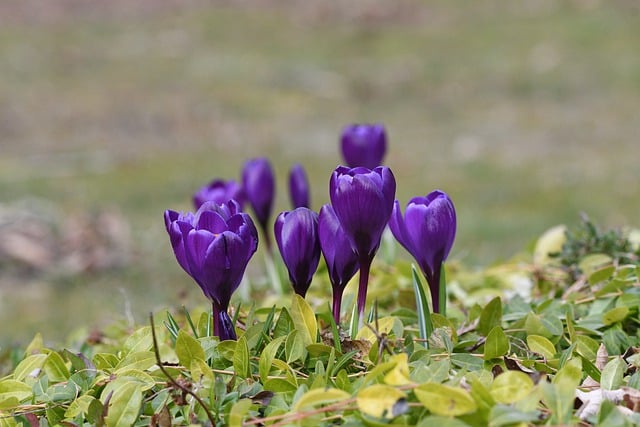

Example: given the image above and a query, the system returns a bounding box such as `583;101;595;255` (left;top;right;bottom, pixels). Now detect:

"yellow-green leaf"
103;382;143;427
414;383;477;416
293;388;350;412
190;358;214;388
175;330;205;368
290;294;317;346
0;379;32;403
357;384;407;420
12;354;47;381
285;330;306;364
490;371;534;404
356;317;397;344
527;335;556;360
383;353;412;386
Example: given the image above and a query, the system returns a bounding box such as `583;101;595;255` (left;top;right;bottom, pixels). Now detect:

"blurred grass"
1;0;640;345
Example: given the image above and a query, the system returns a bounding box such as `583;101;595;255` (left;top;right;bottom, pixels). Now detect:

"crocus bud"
165;200;259;340
192;179;245;210
318;204;359;323
340;124;387;169
388;190;456;313
329;165;396;321
288;163;310;209
242;157;275;249
274;207;321;297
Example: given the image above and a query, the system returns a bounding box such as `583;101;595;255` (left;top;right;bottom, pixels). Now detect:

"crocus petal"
318;204;359;289
200;232;248;306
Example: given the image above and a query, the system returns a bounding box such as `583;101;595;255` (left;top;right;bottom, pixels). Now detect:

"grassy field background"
1;0;640;345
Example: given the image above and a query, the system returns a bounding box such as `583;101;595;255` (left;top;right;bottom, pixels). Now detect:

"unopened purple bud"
274;207;321;297
193;179;245;210
289;163;310;209
340;124;387;169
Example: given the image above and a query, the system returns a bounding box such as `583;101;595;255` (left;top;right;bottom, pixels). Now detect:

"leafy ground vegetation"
2;217;640;426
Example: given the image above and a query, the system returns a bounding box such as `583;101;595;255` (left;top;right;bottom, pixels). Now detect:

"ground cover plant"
3;124;640;427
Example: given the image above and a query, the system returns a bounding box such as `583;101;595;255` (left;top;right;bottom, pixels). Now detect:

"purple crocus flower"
164;200;259;340
288;163;310;209
329;165;396;321
242;158;275;251
274;207;321;297
318;204;360;324
388;190;456;314
340;124;387;170
192;179;245;210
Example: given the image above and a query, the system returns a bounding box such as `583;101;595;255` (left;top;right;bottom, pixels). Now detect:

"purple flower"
389;190;456;314
164;200;258;340
242;158;275;250
340;124;387;169
318;204;359;324
288;163;310;209
192;179;245;210
329;165;396;321
274;207;321;297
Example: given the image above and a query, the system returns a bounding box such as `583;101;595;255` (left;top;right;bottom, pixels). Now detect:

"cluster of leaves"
551;214;640;281
3;223;640;426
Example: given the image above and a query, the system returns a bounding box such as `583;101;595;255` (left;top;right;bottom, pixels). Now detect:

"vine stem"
149;313;216;426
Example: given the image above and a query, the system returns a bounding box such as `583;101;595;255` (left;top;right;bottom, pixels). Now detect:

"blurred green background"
1;1;640;345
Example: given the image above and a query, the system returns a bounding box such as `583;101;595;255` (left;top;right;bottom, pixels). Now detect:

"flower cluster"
165;123;457;339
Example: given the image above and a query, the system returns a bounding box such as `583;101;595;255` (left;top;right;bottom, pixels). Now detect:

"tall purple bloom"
340;124;387;170
242;158;275;251
318;204;360;324
164;200;258;340
388;190;456;314
329;166;396;321
192;179;245;210
288;163;310;209
274;207;321;297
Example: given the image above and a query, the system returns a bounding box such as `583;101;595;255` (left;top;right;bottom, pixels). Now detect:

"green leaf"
290;294;317;346
588;264;615;285
103;382;143;427
229;398;253;427
357;384;407;420
234;335;250;379
285;330;306;364
490;371;534;404
44;351;70;382
115;351;156;371
601;357;626;390
12;354;47;381
412;264;434;344
122;326;153;354
64;394;98;418
175;330;205;368
414;383;477;416
293;387;350;412
0;379;33;403
527;335;556;360
489;404;540;427
483;326;509;360
263;378;298;393
417;416;471;427
93;353;119;370
602;306;629;326
259;335;286;382
478;297;502;336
